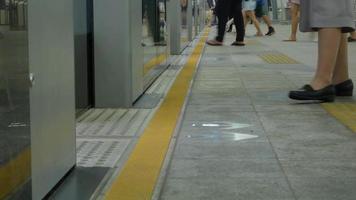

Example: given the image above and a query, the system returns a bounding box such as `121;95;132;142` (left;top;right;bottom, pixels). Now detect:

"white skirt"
300;0;355;33
243;0;257;11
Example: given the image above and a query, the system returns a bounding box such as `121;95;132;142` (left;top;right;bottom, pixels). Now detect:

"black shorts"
255;4;268;18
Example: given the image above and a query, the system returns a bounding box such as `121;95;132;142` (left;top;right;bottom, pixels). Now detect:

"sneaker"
265;27;275;36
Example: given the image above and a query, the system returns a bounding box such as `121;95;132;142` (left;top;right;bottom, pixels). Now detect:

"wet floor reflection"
186;132;258;141
191;121;252;129
186;121;258;142
0;0;31;199
180;0;189;49
191;0;202;37
142;0;168;82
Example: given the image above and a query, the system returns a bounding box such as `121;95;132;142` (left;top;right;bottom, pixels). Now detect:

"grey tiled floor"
158;25;356;200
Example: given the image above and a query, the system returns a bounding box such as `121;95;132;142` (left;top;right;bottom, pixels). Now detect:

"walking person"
283;0;300;42
206;0;245;46
255;0;275;36
243;0;263;36
289;0;356;102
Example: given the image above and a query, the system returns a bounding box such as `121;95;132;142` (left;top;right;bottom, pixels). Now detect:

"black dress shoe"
289;85;335;102
231;41;245;46
348;37;356;42
334;79;353;96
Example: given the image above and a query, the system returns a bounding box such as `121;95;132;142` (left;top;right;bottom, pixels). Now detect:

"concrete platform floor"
157;25;356;200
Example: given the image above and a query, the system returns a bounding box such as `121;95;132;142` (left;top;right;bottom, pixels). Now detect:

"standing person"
243;0;263;36
255;0;275;36
206;0;245;46
289;0;355;102
283;0;300;42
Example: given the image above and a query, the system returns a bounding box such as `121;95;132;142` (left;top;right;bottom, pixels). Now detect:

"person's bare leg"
332;33;349;84
243;11;248;27
248;11;263;36
311;28;342;90
262;15;273;28
262;15;275;35
285;3;299;41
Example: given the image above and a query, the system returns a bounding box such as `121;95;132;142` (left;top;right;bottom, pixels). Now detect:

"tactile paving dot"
76;138;130;167
77;109;150;137
259;52;299;64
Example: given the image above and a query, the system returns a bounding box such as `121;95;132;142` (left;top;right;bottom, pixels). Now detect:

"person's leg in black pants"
232;0;245;44
206;0;230;45
207;0;245;46
215;0;231;42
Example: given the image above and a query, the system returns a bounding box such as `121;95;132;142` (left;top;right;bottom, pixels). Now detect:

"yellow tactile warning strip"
260;53;299;64
105;29;209;200
0;148;31;199
144;53;168;75
322;103;356;132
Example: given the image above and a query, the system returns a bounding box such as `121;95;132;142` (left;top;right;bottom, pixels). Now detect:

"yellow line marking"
322;103;356;132
105;29;210;200
260;53;299;64
144;53;168;75
0;148;31;199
